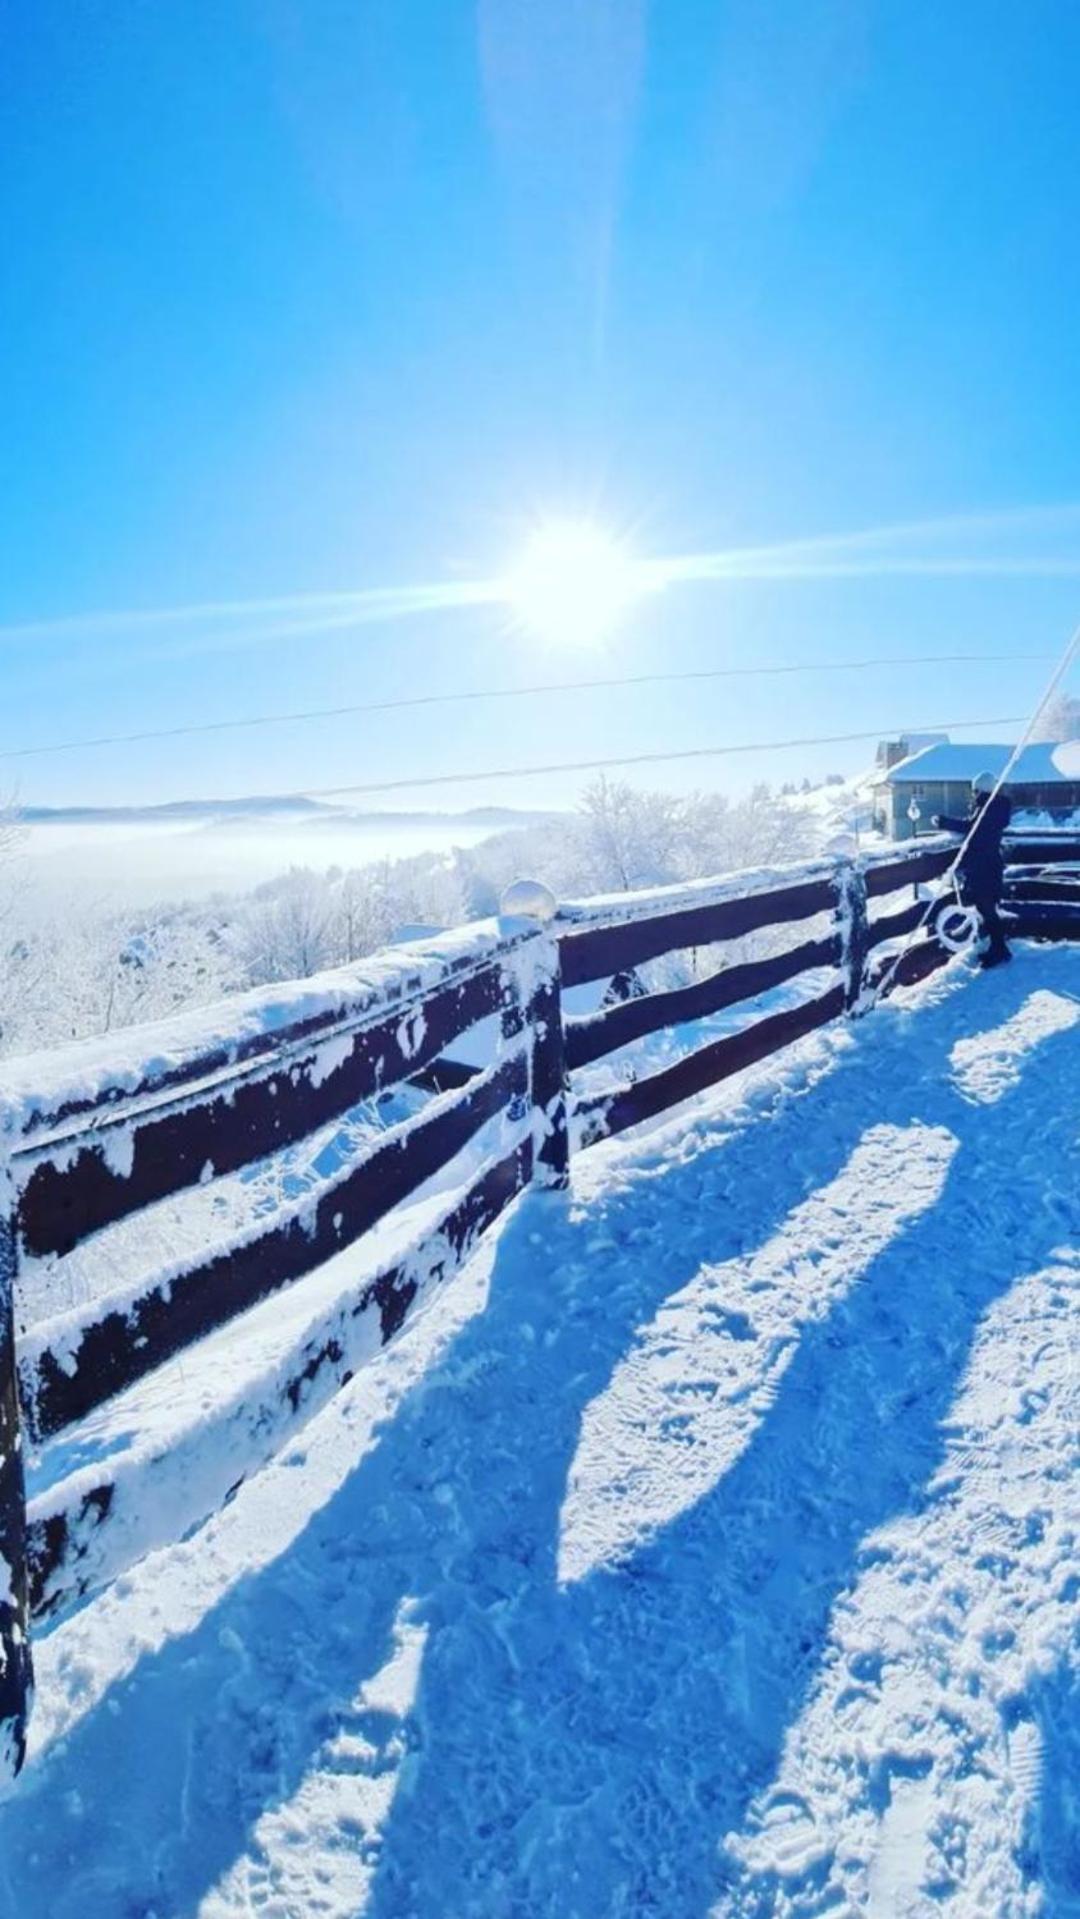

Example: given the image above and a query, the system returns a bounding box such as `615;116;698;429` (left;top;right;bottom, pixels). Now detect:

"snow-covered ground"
1;943;1078;1917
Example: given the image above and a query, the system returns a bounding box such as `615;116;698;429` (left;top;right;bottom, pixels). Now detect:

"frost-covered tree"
577;776;683;891
0;800;22;871
465;778;825;909
672;784;818;877
0;801;35;1053
232;868;340;985
333;866;391;962
0;899;241;1054
0;770;854;1062
378;849;471;935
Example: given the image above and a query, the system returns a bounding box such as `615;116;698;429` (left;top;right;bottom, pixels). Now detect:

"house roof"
883;742;1080;787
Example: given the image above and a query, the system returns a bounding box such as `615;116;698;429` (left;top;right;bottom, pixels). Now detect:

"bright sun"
506;520;640;646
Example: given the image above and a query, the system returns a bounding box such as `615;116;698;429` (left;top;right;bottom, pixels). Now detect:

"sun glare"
506;520;640;646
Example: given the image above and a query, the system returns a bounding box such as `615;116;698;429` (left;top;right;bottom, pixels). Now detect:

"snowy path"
0;945;1078;1917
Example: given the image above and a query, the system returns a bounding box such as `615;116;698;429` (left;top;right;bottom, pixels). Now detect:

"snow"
13;1073;425;1337
555;839;952;942
306;1032;356;1092
499;877;559;922
556;857;839;930
0;918;534;1143
565;965;840;1121
949;988;1080;1104
719;1256;1077;1916
883;741;1080;787
0;944;1078;1914
558;1120;960;1584
21;1101;525;1616
1010;807;1080;837
202;1598;430;1918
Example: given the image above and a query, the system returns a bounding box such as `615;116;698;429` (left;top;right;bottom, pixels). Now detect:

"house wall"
884;780;970;840
883;778;1080;839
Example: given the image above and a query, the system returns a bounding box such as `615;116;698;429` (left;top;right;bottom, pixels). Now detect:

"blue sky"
4;0;1080;808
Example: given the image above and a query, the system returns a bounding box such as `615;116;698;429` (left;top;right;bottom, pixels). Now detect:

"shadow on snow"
1;956;1077;1918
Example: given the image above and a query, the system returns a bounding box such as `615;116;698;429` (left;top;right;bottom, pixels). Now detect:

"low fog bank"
0;777;860;1060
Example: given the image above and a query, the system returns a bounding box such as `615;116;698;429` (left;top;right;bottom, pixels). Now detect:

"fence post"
499;881;570;1190
529;933;570;1189
836;857;871;1014
0;1206;31;1782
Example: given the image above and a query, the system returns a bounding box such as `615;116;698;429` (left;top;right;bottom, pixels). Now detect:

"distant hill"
19;797;566;830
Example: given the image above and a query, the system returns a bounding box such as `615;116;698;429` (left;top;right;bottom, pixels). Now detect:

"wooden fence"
1;831;1077;1777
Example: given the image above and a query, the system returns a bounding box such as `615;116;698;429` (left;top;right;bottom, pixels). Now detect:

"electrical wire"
226;715;1032;805
0;654;1052;764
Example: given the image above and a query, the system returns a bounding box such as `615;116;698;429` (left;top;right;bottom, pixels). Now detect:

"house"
874;731;949;774
875;741;1080;840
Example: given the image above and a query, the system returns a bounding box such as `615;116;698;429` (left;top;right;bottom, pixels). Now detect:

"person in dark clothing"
932;771;1013;966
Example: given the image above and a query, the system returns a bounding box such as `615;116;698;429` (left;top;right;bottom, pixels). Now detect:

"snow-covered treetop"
0;918;535;1144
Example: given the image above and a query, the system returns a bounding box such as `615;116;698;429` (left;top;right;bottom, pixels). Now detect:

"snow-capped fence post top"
498;877;559;925
497;880;568;1189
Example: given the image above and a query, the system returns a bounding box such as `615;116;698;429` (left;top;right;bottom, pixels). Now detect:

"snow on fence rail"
0;832;1078;1778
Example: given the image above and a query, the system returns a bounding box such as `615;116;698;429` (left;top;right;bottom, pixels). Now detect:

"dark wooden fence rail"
1;830;1078;1780
556;840;971;1144
0;921;562;1777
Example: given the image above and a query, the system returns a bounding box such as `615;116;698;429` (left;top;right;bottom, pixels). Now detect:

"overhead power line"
258;714;1027;804
0;654;1052;763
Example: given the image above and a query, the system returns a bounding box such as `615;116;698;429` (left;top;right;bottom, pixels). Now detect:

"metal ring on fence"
934;901;982;954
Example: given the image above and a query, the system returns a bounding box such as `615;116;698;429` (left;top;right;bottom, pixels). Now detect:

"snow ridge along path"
0;945;1077;1917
